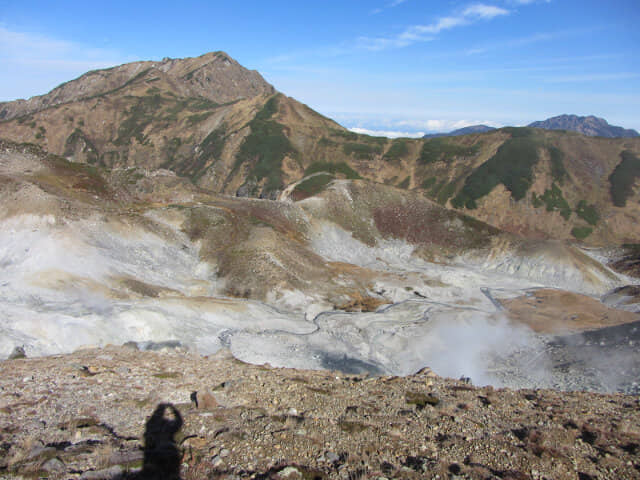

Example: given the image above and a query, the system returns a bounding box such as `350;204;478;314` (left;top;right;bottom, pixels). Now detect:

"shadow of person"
139;403;183;480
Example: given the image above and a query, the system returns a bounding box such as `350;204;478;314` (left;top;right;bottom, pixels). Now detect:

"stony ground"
1;345;639;480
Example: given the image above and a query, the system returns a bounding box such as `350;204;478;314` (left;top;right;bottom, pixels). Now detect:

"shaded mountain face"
1;53;639;246
423;124;496;138
528;114;639;138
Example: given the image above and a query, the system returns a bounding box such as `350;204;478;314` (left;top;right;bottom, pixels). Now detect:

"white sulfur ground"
0;213;627;388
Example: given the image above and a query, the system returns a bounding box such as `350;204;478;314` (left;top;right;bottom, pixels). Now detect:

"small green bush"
571;226;593;240
397;176;410;189
540;183;571;220
575;200;599;225
531;192;544;208
421;177;437;189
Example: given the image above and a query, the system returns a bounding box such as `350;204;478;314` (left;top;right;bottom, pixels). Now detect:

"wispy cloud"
371;0;409;15
359;3;509;51
465;27;601;56
507;0;551;4
541;72;640;83
0;25;135;101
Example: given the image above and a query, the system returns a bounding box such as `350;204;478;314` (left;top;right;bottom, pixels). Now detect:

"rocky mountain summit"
528;115;639;139
0;52;274;122
1;345;639;480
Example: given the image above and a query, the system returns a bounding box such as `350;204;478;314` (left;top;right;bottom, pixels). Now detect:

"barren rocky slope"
1;53;639;245
1;345;639;480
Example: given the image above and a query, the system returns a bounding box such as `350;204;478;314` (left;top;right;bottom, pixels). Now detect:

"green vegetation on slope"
330;129;386;146
548;146;568;184
235;95;297;192
436;182;457;205
609;150;640;207
383;139;409;162
292;173;334;200
421;177;437;189
419;138;478;165
452;128;540;208
343;142;383;160
115;92;219;147
571;226;593;240
304;161;361;179
533;183;571;220
63;128;99;164
397;176;410;189
166;125;227;182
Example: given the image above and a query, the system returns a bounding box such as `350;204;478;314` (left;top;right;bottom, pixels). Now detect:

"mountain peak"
0;51;274;122
528;114;639;138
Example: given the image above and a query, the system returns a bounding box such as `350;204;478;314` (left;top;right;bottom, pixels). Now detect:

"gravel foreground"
1;346;639;480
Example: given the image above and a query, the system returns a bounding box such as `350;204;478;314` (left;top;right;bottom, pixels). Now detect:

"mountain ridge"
528;114;639;138
0;51;275;122
423;124;496;138
1;52;639;246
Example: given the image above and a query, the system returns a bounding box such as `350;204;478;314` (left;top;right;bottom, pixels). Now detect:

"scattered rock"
278;466;303;479
198;389;218;410
80;465;125;479
8;346;26;360
42;456;65;472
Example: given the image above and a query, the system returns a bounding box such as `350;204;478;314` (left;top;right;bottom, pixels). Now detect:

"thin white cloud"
345;118;503;136
463;4;510;18
359;3;509;51
0;26;135;101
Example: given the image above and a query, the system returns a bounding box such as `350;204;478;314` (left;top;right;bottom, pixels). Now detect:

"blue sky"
1;0;638;135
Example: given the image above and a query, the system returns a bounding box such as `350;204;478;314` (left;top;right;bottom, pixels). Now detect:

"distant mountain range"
528;114;639;138
424;115;639;139
423;125;496;138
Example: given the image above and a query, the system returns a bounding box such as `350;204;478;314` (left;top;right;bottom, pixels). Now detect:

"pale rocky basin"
1;210;638;394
